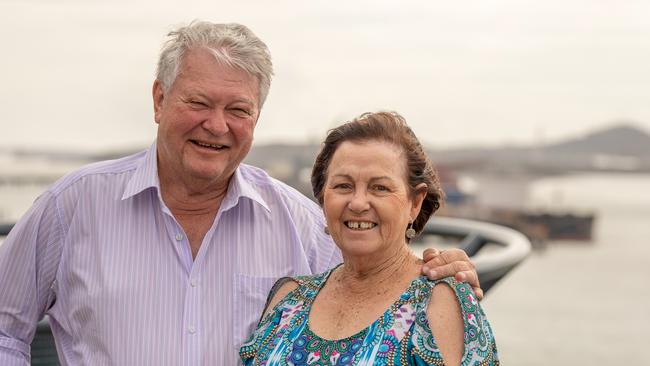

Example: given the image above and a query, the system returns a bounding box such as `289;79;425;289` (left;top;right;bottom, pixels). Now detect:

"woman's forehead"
328;140;408;178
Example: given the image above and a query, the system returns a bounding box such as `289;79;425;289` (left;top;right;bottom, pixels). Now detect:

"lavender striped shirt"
0;142;341;365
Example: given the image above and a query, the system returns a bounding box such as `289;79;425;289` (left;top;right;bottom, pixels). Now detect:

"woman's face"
323;140;426;257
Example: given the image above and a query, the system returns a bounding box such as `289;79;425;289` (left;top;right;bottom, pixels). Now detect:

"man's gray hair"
156;21;274;107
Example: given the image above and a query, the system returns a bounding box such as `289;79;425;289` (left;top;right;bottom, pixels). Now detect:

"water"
480;173;650;365
2;173;649;364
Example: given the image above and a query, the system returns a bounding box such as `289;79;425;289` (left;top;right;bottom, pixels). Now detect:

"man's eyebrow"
230;98;256;106
181;89;208;99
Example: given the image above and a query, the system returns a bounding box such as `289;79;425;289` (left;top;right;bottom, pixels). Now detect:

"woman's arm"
426;283;464;366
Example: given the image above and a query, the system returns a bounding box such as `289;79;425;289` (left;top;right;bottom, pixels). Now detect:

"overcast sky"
1;0;649;152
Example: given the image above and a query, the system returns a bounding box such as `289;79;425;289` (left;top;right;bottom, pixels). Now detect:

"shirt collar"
220;165;271;213
122;142;160;200
122;143;270;214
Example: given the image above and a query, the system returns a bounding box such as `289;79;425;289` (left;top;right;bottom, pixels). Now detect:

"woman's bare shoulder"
426;279;464;366
263;279;300;317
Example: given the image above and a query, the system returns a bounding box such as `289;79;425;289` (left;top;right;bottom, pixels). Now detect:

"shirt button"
190;279;198;287
188;325;196;334
175;233;183;241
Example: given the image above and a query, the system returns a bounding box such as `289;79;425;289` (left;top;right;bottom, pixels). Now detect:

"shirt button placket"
183;272;201;365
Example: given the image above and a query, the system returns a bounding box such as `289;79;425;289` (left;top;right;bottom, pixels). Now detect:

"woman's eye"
333;183;351;190
374;185;389;192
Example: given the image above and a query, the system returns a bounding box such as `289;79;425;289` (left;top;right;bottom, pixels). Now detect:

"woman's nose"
348;191;370;212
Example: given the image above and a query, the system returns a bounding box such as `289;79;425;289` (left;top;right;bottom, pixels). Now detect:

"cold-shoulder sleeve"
239;276;289;365
410;277;500;366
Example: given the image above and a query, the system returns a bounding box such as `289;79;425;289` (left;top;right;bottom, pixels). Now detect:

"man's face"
153;48;260;189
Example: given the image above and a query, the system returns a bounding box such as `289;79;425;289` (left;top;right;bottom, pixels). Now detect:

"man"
0;21;479;365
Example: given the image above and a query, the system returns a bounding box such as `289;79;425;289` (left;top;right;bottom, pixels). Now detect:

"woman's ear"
410;183;428;221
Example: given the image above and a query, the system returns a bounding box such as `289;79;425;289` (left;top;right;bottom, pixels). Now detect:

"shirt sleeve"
308;221;342;274
297;199;342;274
0;191;63;365
410;277;500;366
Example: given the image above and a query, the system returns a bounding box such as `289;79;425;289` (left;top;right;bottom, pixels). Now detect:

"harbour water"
477;173;650;365
1;172;649;364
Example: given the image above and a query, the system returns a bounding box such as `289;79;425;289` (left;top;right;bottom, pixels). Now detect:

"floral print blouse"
240;267;499;365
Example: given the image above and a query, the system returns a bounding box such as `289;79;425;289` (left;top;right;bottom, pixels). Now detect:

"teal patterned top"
240;268;499;366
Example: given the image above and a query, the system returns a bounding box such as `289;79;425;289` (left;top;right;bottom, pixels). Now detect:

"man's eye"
189;100;207;107
231;108;251;117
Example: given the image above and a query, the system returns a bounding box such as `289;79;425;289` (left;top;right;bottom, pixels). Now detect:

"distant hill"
543;124;650;157
428;123;650;173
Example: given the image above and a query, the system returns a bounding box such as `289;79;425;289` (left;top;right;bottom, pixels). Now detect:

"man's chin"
191;169;225;179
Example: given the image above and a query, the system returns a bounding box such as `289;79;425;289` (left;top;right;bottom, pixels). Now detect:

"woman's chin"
336;239;384;258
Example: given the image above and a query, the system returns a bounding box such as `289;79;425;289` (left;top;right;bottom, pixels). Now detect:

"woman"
240;112;499;365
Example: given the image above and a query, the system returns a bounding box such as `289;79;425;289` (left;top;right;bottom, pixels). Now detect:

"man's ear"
152;80;165;124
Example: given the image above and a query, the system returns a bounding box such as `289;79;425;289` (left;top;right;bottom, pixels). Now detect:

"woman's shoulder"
429;276;479;307
292;266;336;289
410;276;499;365
263;267;337;317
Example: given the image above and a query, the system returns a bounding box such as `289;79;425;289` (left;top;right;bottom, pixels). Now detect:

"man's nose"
202;109;229;135
348;190;370;213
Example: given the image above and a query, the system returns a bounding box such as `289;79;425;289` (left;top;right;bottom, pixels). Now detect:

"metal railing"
420;216;532;292
1;216;531;365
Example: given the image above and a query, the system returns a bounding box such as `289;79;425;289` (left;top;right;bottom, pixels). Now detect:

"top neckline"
303;265;428;343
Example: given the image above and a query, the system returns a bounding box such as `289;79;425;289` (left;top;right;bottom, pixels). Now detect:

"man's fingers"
473;287;484;301
421;247;484;300
424;260;474;280
440;248;473;267
454;269;480;290
455;269;483;300
422;248;441;263
424;264;484;301
422;248;473;271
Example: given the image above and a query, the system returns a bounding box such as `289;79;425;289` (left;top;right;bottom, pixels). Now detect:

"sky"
1;0;650;152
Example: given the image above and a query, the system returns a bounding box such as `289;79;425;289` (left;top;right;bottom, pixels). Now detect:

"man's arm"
421;248;483;300
0;192;61;365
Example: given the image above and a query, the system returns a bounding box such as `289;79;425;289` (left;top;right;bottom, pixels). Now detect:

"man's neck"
158;169;232;259
157;162;232;216
160;180;229;217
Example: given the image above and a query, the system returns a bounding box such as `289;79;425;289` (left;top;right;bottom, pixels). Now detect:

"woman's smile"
344;221;377;230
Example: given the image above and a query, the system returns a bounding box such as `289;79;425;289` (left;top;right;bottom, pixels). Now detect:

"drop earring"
405;222;416;239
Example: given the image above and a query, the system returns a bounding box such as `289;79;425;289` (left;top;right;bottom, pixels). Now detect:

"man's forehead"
174;50;261;106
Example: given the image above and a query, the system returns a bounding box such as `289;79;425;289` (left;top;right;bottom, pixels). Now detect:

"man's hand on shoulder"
421;248;483;300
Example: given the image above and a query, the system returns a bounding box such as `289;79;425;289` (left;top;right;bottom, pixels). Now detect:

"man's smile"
191;139;227;150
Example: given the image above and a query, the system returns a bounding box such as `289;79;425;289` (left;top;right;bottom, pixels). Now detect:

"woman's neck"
335;244;422;295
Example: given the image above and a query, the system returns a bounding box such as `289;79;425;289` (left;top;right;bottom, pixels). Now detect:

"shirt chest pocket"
232;274;279;350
